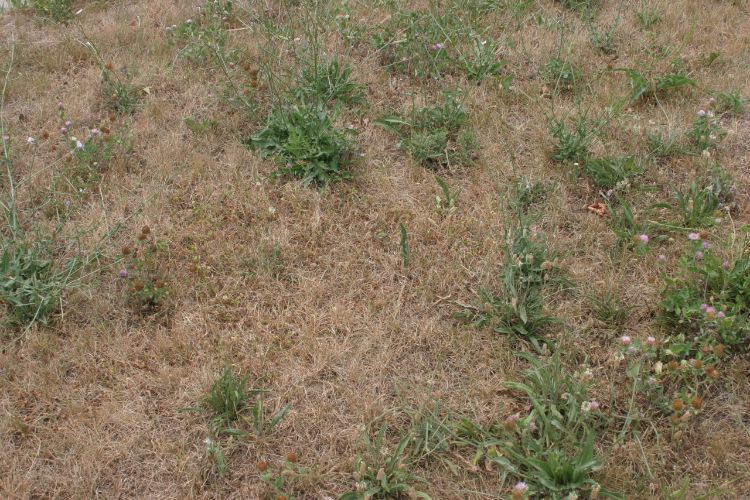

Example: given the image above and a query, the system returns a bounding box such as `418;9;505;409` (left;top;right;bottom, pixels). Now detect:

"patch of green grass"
460;37;505;82
544;57;581;91
11;0;73;22
582;156;643;190
549;115;591;164
295;58;365;107
376;93;477;169
168;0;234;64
711;90;746;116
202;365;290;436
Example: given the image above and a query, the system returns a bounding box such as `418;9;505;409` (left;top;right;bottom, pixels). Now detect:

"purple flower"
705;306;716;316
646;336;656;346
60;127;68;134
657;254;667;262
700;303;708;312
90;128;101;136
702;241;712;249
63;199;71;207
75;140;84;150
688;232;700;241
695;251;704;260
621;335;632;345
723;260;731;269
589;400;600;411
119;268;129;278
638;234;649;244
697;109;706;117
64;120;73;127
430;43;445;51
717;311;726;319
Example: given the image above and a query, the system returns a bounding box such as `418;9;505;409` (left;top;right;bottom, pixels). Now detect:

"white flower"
76;140;85;150
26;136;35;145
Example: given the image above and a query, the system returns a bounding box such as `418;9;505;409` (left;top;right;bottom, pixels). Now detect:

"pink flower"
589;400;600;411
697;109;706;117
621;335;632;346
646;336;656;346
657;254;667;262
705;306;716;317
700;303;708;311
119;268;129;278
638;234;649;244
688;232;700;241
717;311;726;319
75;140;84;150
57;101;64;109
702;241;711;249
64;120;73;127
723;261;731;269
430;43;445;51
513;482;529;494
714;217;722;224
695;251;704;260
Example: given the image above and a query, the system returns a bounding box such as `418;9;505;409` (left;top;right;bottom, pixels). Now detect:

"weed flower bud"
621;335;631;346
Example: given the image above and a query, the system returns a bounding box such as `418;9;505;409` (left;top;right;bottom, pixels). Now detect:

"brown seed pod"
134;282;145;291
141;225;151;235
122;246;131;255
257;460;268;472
286;452;298;463
672;399;684;412
691;396;704;409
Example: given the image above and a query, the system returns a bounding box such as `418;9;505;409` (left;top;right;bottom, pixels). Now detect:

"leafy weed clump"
617;68;695;103
376;93;477;170
0;242;72;327
460;221;565;350
339;423;432;500
456;353;612;498
248;102;354;187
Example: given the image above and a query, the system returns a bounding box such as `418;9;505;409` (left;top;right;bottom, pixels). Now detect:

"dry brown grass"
1;0;750;498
